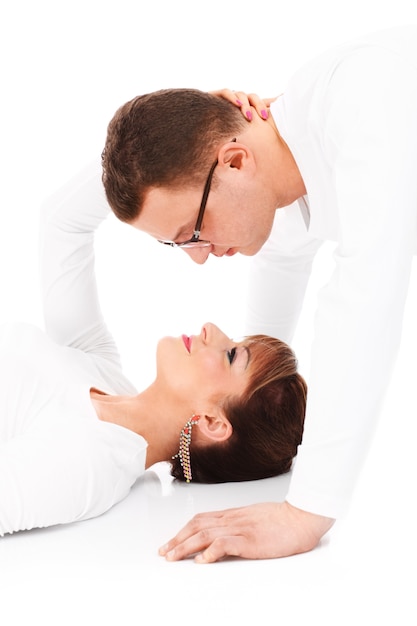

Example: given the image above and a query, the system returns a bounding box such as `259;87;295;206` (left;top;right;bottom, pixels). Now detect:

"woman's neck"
89;386;180;468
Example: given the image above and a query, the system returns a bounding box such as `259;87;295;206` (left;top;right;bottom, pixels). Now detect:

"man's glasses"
158;139;236;249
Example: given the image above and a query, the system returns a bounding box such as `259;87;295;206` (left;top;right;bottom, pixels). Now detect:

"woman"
0;161;306;537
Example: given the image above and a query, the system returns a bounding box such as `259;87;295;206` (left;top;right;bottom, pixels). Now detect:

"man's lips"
182;335;192;353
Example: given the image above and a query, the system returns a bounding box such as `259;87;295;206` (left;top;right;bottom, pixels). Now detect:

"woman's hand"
210;88;277;121
159;501;335;563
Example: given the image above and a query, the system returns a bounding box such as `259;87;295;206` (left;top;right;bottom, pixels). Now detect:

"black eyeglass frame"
158;139;236;249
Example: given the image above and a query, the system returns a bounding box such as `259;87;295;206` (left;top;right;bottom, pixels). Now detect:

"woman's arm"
39;159;120;363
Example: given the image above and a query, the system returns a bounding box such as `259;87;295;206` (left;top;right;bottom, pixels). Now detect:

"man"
101;25;417;562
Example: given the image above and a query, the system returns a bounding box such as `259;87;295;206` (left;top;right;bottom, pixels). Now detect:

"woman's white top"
0;163;146;536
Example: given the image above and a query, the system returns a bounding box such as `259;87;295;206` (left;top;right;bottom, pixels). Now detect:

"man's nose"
182;246;212;265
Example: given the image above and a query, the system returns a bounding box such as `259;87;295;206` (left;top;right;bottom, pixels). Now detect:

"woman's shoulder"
0;322;50;349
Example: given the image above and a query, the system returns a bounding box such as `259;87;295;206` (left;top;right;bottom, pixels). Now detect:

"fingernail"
195;554;207;564
261;109;268;120
246;110;252;121
236;99;242;105
166;549;176;560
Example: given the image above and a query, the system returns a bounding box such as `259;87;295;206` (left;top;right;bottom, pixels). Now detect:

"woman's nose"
201;323;228;346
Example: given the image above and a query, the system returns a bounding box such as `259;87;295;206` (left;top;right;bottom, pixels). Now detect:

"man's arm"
245;200;322;343
160;39;417;561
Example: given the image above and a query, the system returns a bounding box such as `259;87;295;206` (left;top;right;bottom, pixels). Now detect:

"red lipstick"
182;335;192;353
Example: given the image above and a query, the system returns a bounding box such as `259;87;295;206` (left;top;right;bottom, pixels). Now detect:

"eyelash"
227;347;237;364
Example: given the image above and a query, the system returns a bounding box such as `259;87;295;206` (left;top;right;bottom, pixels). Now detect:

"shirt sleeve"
39;159;120;364
245;201;323;344
286;45;417;517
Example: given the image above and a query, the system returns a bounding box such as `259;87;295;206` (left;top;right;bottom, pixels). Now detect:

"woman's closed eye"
227;347;237;364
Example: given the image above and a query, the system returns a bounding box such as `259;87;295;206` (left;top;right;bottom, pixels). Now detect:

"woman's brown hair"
170;335;307;483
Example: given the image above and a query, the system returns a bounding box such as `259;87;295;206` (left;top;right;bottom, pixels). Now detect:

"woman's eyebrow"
242;346;251;370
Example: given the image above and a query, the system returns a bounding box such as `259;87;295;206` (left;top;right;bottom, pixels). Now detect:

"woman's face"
155;322;252;409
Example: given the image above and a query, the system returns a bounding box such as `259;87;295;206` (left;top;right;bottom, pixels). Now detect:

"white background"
1;2;416;624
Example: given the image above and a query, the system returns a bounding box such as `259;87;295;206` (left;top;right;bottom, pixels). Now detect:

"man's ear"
217;140;252;171
197;413;233;443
